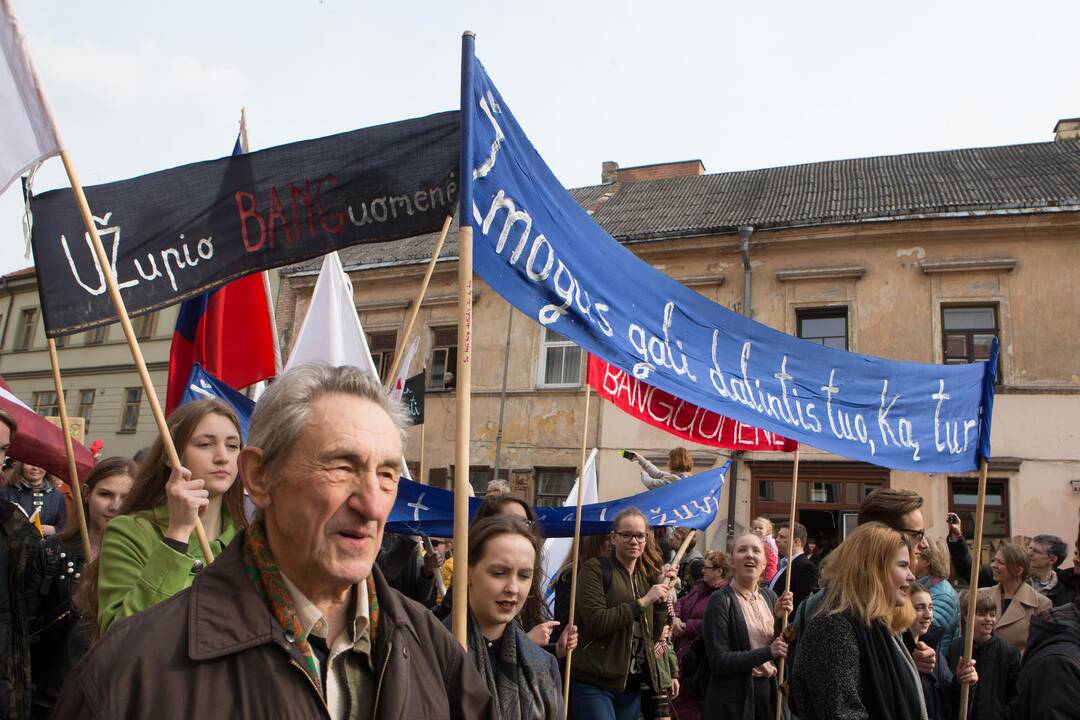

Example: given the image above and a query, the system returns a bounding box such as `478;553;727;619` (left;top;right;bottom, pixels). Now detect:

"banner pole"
958;458;989;720
58;150;215;563
774;447;801;720
561;384;591;718
46;339;92;560
451;30;476;649
384;214;452;388
419;420;426;486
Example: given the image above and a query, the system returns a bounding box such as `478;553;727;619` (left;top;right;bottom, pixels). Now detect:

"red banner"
588;355;797;452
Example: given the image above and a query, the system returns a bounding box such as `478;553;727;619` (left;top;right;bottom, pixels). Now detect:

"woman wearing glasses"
672;550;732;720
702;534;793;720
569;507;677;720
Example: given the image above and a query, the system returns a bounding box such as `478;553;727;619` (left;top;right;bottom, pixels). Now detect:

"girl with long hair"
25;457;135;719
569;507;677;720
790;522;927;720
453;515;564;720
80;399;247;638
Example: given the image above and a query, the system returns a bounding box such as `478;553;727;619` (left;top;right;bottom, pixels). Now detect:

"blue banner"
464;54;996;472
386;462;727;538
180;363;255;440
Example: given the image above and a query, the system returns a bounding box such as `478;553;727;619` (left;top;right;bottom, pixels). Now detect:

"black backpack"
679;633;711;698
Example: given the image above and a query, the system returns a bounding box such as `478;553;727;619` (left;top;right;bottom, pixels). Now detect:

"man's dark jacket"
770;553;819;612
377;533;436;608
0;501;38;720
51;535;494;719
1009;602;1080;720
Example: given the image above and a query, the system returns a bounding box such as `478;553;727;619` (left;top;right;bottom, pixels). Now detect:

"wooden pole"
450;220;473;647
561;384;591;718
668;528;697;579
958;458;990;720
58;151;214;563
774;448;801;720
384;215;452;389
46;339;92;560
419;420;426;487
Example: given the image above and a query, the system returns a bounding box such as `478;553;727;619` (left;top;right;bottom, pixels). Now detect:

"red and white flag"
389;336;420;402
0;376;93;483
588;355;798;453
0;0;61;196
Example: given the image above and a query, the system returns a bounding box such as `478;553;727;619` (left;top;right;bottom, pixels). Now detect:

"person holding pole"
769;522;819;613
702;533;792;720
449;515;564;720
569;507;677;720
1;463;66;537
946;590;1017;720
24;457;134;719
82;399;247;638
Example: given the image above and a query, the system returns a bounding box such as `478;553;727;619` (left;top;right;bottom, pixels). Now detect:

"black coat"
24;536;88;717
702;583;787;720
376;532;436;608
769;554;820;613
947;632;1019;720
0;501;39;720
1010;602;1080;720
947;536;994;588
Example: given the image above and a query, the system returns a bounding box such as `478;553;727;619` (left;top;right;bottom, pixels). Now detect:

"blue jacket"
0;482;65;531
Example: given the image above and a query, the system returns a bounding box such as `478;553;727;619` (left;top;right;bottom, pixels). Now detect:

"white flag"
285;252;377;379
541;448;599;609
389;336;420;402
0;0;61;196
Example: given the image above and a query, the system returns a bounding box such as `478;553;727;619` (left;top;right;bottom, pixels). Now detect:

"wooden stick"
384;215;452;389
668;528;697;582
58;150;214;563
774;448;801;720
561;384;591;718
419;420;426;488
958;458;990;720
450;222;473;648
46;339;92;560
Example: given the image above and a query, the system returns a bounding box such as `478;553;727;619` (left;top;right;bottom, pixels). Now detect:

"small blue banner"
179;363;255;440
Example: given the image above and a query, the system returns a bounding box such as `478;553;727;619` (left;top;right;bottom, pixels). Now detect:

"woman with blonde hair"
790;522;927;720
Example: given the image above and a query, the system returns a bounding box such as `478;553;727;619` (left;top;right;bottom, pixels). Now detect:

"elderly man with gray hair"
54;364;494;719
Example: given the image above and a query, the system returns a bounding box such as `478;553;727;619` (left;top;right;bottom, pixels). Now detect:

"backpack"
680;633;711;698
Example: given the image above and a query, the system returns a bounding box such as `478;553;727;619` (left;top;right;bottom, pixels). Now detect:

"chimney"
601;161;620;184
600;159;706;184
1053;118;1080;141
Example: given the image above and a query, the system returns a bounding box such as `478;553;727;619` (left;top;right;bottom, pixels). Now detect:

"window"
77;389;95;430
797;308;848;350
368;331;397;382
469;465;493;495
15;308;37;350
133;312;157;340
33;391;59;416
429;467;449;490
54;334;69;348
428;326;457;390
85;325;108;345
942;305;998;364
535;467;577;507
539;328;583;387
119;387;142;432
949;477;1010;542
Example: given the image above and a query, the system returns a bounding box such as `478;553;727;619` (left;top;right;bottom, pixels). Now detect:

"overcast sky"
3;0;1077;276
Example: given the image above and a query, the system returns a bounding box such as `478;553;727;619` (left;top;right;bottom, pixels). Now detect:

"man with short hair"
1028;534;1076;607
769;522;819;612
0;409;37;720
53;364;494;719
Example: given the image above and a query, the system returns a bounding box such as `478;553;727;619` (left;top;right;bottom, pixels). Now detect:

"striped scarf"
241;522;380;691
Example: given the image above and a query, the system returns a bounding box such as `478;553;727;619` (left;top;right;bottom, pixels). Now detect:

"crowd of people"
0;365;1077;719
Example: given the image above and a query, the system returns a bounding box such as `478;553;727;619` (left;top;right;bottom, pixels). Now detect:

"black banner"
402;372;425;425
30;112;459;337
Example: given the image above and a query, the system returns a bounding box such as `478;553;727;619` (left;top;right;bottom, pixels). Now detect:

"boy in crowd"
949;591;1019;720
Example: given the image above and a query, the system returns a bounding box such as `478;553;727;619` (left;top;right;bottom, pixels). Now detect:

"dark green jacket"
570;555;669;692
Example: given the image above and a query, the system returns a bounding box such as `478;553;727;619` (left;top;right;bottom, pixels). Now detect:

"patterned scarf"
466;612;560;720
242;523;380;691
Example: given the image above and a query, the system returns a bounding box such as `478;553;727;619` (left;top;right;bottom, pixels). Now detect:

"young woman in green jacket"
80;399;248;638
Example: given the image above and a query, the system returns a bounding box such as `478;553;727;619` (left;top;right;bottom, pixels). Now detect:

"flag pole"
958;458;990;720
451;30;476;648
46;339;92;560
561;384;591;717
774;448;801;720
58;151;215;563
384;215;452;388
239;106;284;374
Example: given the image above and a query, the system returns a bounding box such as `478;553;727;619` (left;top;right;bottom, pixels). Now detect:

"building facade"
278;124;1080;556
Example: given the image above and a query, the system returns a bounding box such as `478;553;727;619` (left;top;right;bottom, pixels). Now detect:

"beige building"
0;266;178;458
278;121;1080;556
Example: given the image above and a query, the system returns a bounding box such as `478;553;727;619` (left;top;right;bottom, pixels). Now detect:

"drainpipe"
0;276;14;373
725;226;754;550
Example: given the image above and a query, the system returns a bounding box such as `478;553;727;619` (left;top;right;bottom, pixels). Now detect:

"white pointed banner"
0;0;61;196
541;448;599;609
389;336;421;402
